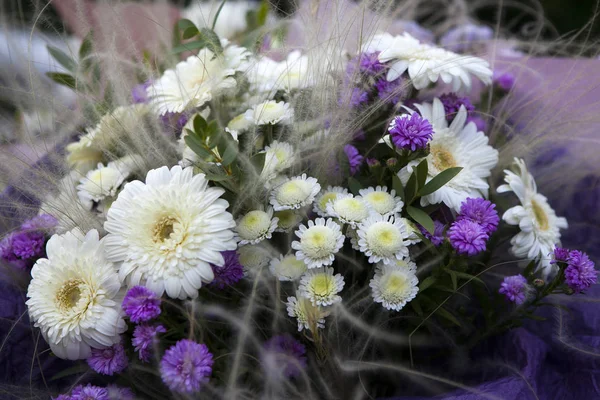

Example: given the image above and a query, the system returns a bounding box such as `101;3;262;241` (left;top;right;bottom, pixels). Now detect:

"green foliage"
47;45;77;73
172;23;224;55
418;167;463;197
46;72;77;89
406;206;434;235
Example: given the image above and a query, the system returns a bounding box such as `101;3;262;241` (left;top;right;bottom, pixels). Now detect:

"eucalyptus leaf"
415;159;428;191
193;115;208;136
404;170;417;203
406;206;434;235
418;167;463;196
47;45;77;72
46;72;77;89
418;276;436;293
392;175;405;202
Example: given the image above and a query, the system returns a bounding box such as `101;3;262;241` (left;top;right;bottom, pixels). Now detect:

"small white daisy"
401;217;422;245
245;100;294;125
357;214;410;265
376;257;418;273
226;112;252;137
497;158;568;276
269;254;307;281
269;174;321;211
398;98;498;212
298;267;345;306
292;218;344;269
235;207;279;246
370;264;419;311
286;294;327;332
260;140;297;182
237;243;275;272
77;160;133;210
363;32;492;91
274;210;303;232
313;186;349;217
248;51;315;93
326;194;373;228
26;229;126;360
359;186;404;216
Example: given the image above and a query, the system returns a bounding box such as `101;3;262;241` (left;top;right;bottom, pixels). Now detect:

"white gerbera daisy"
286;294;327;332
269;254;307;281
313;186;349;217
326;194;373;228
248;51;314;93
298;267;345;306
370;264;419;311
363;32;492;91
148;50;238;115
292;218;344;269
26;229;126;360
497;158;568;276
398;98;498;212
77;161;132;210
357;214;410;264
359;186;404;216
237;243;275;272
236;207;279;246
269;174;321;211
245;101;294;125
274;210;303;232
104;166;236;299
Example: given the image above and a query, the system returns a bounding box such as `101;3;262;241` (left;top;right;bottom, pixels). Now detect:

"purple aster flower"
71;384;109;400
160;339;214;394
262;334;307;379
0;234;28;269
344;144;364;175
20;214;57;231
552;247;570;264
448;220;489;256
160;112;189;134
439;93;474;121
86;342;128;376
346;51;385;76
564;250;597;292
106;385;135;400
133;324;166;362
210;250;244;289
131;80;152;104
122;286;161;323
388;113;434;151
10;231;45;259
493;71;515;91
499;275;529;305
419;220;446;246
456;198;499;234
375;77;404;105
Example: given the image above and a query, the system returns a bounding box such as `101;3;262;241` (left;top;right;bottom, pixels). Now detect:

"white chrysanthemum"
261;140;296;177
376;257;418;273
326;194;373;228
148;50;238;115
182;1;255;39
269;174;321;211
245;101;294;125
248;51;315;93
497;158;568;276
359;186;404;216
237;243;274;272
292;218;344;269
269;254;307;281
313;186;349;217
346;227;361;251
363;32;492;91
370;264;419;311
299;267;345;306
104;166;236;299
66;105;149;173
274;210;303;232
226;112;252;137
357;214;410;264
77;161;132;210
236;207;279;246
26;229;126;360
286;294;327;332
398;98;498;212
401;218;422;245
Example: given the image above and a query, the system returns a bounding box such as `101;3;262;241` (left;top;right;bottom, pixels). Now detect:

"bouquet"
0;1;598;399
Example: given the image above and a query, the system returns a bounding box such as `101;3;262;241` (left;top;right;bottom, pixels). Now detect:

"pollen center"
431;145;457;171
531;199;549;231
56;279;84;310
153;216;177;242
311;275;334;296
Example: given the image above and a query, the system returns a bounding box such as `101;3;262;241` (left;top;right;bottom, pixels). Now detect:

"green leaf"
410;298;423;316
256;0;270;26
418;276;436;293
251;152;266;173
78;31;94;62
348;177;362;195
199;28;223;54
404;170;417;203
415;159;428;191
418;167;463;196
220;139;239;167
406;206;434;235
447;270;458;291
47;45;77;72
392;175;405;202
435;307;462;327
211;0;227;30
46;72;77;89
178;19;199;39
184;134;212;159
193;115;208;136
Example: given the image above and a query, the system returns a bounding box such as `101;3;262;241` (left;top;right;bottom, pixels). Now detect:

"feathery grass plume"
0;0;599;399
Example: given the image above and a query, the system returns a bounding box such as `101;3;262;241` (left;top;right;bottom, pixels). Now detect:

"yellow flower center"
318;193;338;210
153;216;177;242
366;223;403;256
311;274;335;297
383;273;408;297
430;145;457;171
56;279;84;310
531;199;549;231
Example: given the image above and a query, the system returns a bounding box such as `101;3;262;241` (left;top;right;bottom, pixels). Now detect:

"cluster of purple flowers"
439;93;475;121
160;339;214;394
419;220;446;247
54;384;134;400
261;334;307;379
388;113;434;151
554;247;597;292
499;275;529;305
87;343;128;376
448;198;499;256
209;250;245;289
0;214;57;269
